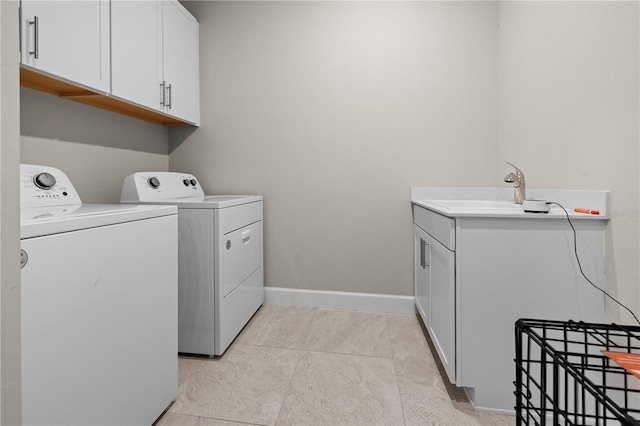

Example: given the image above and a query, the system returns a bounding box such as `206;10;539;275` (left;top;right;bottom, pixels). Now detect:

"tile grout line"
271;307;318;426
234;339;397;361
385;313;410;426
157;411;268;426
299;307;319;348
199;413;269;426
271;348;308;426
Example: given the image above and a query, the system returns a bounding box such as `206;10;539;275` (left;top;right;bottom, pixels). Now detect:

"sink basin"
426;200;522;210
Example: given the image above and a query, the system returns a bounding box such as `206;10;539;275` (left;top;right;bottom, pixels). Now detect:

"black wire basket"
515;319;640;425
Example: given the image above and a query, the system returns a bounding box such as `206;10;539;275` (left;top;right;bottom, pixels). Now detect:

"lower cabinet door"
414;225;430;327
427;233;456;384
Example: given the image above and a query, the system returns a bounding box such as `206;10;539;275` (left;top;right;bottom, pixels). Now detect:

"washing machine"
20;164;178;425
121;171;263;356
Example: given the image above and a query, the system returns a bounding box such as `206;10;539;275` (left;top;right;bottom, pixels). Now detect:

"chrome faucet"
503;162;525;204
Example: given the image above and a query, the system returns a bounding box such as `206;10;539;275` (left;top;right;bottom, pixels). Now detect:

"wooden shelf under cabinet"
20;67;190;126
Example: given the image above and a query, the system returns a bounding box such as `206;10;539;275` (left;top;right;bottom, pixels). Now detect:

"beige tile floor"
156;305;515;426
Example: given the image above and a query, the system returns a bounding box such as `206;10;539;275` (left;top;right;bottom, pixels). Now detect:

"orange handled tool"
574;208;600;215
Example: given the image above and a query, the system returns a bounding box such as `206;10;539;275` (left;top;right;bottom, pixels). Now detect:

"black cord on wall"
549;201;640;326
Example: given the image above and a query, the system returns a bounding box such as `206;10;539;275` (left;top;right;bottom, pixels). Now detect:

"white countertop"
411;187;610;219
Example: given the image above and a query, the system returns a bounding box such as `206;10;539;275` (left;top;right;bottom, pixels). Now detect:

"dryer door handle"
241;229;251;244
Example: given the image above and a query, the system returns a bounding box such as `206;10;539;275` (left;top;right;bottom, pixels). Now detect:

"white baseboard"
264;287;416;315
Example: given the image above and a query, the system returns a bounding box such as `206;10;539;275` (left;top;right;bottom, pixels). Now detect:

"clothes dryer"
20;164;178;425
122;172;263;356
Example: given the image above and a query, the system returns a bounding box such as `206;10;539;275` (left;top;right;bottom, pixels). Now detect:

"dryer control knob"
190;179;197;186
183;179;190;186
33;172;56;190
148;177;160;189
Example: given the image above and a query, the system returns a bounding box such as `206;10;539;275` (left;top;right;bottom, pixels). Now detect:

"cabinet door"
427;234;456;384
414;225;430;328
20;0;110;92
111;0;163;111
162;0;200;125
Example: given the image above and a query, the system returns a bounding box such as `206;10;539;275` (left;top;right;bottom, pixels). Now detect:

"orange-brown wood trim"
20;67;191;126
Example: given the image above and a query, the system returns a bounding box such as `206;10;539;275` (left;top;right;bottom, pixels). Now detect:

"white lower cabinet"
427;232;455;382
413;225;430;328
414;223;455;384
413;203;606;413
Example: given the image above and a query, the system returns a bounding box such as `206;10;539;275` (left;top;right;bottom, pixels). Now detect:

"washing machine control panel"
20;164;82;208
121;172;205;202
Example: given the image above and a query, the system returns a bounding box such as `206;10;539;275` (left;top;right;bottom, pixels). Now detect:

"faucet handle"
506;162;524;179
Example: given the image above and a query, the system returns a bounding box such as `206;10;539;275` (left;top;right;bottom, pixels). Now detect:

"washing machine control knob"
148;177;160;189
183;179;190;186
33;172;56;190
190;179;197;186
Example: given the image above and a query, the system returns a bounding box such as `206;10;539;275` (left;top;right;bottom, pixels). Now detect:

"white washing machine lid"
124;195;263;209
21;204;177;239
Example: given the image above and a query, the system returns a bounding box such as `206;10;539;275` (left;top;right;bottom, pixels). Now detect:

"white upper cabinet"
20;0;110;93
161;0;200;125
111;0;200;125
111;1;162;112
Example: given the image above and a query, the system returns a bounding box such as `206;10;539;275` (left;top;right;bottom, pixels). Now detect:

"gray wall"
497;1;639;323
171;1;500;296
21;88;170;204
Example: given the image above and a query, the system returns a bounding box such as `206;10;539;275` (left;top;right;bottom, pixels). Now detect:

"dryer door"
222;220;263;297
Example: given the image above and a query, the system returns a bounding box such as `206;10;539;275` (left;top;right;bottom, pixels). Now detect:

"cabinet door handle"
425;242;430;267
166;83;172;109
28;16;39;59
160;81;166;106
420;238;430;269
